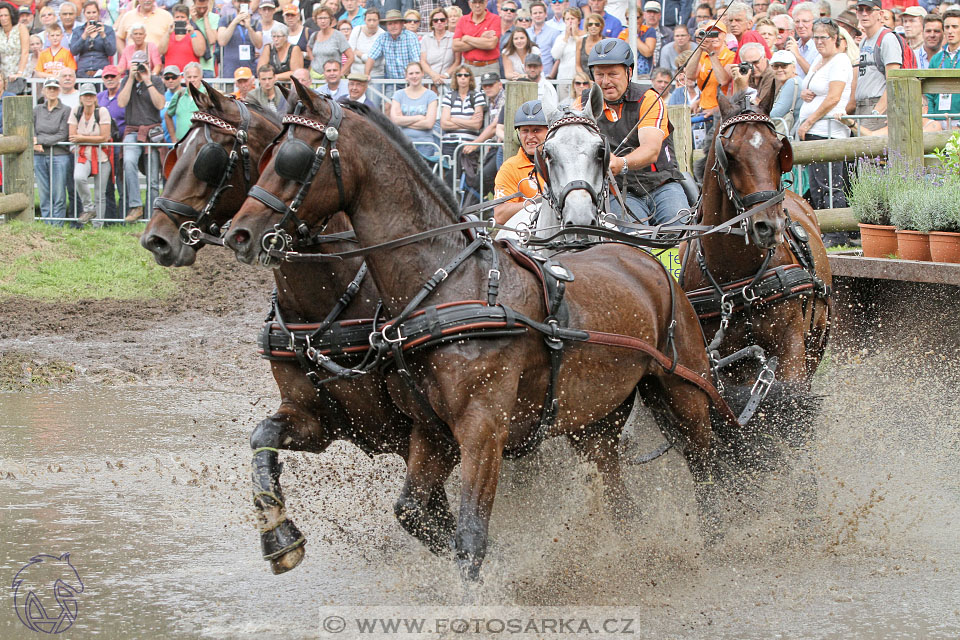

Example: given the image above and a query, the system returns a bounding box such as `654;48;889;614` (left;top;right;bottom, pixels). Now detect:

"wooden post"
667;105;692;174
2;96;35;222
886;75;924;167
503;81;539;160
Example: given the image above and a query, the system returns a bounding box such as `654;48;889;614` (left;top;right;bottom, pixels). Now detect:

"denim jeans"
123;131;160;212
608;181;690;229
34;152;71;224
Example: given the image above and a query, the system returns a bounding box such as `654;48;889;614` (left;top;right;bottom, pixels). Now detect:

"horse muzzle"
750;218;785;249
141;216;198;267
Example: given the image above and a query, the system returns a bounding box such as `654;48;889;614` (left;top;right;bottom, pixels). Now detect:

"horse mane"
693;90;757;182
339;100;461;218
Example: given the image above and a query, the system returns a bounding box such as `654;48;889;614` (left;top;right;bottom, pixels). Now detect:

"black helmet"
586;38;635;69
513;100;547;128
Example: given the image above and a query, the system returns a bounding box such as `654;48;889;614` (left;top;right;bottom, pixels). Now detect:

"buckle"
381;323;406;345
434;268;448;282
750;364;775;400
742;284;759;303
488;268;500;281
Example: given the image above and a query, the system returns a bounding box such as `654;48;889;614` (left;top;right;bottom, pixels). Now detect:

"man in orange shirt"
36;24;77;78
493;100;547;225
682;21;734;116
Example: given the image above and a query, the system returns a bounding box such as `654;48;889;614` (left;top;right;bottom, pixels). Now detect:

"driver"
492;100;548;226
581;38;689;229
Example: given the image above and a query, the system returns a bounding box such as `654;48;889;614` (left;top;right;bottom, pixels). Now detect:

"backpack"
75;105;121;142
872;28;917;72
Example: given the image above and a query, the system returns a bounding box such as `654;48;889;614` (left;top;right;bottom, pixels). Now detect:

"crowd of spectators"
2;0;958;226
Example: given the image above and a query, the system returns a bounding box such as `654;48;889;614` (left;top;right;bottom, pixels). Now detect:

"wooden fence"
0;96;34;222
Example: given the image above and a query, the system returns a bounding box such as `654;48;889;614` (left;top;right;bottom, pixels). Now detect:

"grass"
0;221;177;301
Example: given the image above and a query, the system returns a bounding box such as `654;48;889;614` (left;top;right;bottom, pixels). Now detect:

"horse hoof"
270;544;306;575
261;518;306;573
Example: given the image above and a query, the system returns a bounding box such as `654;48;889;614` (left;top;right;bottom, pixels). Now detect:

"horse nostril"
231;229;251;246
143;234;170;256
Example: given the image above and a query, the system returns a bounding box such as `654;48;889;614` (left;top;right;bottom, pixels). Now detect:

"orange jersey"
574;87;670;139
36;47;77;75
494;149;545;203
695;47;735;111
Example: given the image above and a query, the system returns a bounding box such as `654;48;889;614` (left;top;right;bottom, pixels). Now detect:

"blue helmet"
587;38;635;69
513;100;548;128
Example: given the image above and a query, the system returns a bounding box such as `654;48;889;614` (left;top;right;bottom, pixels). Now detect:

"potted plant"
928;174;960;263
847;157;899;258
889;176;933;261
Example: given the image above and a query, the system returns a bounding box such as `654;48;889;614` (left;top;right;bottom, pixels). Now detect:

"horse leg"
394;423;459;556
250;403;329;574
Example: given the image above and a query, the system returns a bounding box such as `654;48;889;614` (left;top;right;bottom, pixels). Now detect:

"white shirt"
799;53;852;139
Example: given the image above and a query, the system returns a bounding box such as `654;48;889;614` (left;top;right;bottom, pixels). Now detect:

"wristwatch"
621;157;628;174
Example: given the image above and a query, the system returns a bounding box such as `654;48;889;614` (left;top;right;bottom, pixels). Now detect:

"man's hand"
609;154;625;176
34;144;44;153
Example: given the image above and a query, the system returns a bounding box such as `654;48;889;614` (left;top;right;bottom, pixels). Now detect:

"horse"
139;83;454;575
224;80;740;581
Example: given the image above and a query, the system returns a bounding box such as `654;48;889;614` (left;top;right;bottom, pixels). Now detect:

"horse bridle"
534;113;610;219
154;100;253;246
711;112;793;239
249;98;347;255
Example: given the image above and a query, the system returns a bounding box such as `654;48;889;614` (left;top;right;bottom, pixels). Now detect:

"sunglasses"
163;74;178;79
587;21;602;27
771;63;788;69
551;0;564;3
574;81;590;86
405;18;418;22
777;27;787;32
815;17;836;25
517;17;531;22
455;73;471;77
432;17;447;22
501;7;517;12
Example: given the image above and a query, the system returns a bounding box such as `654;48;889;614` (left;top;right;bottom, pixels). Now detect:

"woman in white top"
501;27;539;81
420;7;459;87
550;8;582;100
69;84;112;225
797;18;852;209
0;3;29;80
349;9;384;77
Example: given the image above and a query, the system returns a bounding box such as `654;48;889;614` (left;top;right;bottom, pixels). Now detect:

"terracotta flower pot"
896;229;932;261
929;231;960;264
859;223;898;258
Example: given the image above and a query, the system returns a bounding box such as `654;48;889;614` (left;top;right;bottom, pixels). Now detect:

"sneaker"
78;210;96;224
124;207;144;222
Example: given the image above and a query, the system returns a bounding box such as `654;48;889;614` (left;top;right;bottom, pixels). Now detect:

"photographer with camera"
116;50;165;223
729;42;774;107
159;4;206;74
683;21;733;118
71;1;117;78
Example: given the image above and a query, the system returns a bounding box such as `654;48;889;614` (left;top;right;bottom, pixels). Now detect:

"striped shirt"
441;90;487;144
368;29;421;79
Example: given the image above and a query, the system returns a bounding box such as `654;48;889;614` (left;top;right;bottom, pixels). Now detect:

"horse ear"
717;91;735;121
756;85;775;117
203;79;225;110
189;82;209;108
276;82;290;100
292;77;316;112
586;83;603;122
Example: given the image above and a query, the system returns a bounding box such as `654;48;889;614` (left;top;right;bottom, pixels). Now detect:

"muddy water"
2;351;960;639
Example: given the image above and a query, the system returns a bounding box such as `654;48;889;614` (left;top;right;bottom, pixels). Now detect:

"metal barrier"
451;140;503;209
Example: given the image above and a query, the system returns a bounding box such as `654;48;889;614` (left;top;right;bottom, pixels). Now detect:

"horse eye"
595;147;606;160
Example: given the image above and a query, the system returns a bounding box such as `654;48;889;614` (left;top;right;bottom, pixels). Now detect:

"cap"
79;83;97;96
525;52;542;66
480;71;501;85
704;20;728;34
102;64;120;77
282;3;299;15
382;9;404;22
856;0;881;9
162;64;180;76
130;50;149;63
18;6;31;14
346;72;370;82
643;1;661;12
260;0;277;7
43;78;61;89
835;10;862;36
234;66;253;80
769;50;797;66
902;6;926;16
514;100;547;127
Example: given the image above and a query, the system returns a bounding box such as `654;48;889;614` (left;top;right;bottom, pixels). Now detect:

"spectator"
337;18;353;45
70;2;117;79
27;34;43;76
766;2;787;19
683;20;733;117
498;0;519;48
258;22;305;82
926;9;960;124
118;25;162;75
115;0;174;50
687;2;713;32
772;13;794;51
463;70;504;151
340;70;375;106
551;8;582;97
164;61;202;141
902;6;926;53
33;78;71;225
190;0;219;78
18;6;32;33
723;1;770;61
160;4;205;73
253;0;278;50
0;72;14;132
524;52;558;113
97;64;125;223
753;0;770;21
917;14;944;69
659;24;692;72
308;6;353;76
420;7;458;86
34;6;57;41
855;0;902;131
583;0;623;37
71;83;112;225
0;2;30;81
786;1;817;78
282;4;310;53
734;41;775;107
58;3;80;43
797;18;851;209
769;49;800;131
650;65;671;94
501;26;539;79
667;50;697;104
233;66;255;99
754;17;778;54
881;8;895;29
659;0;686;33
247;63;289;113
446;6;463;32
576;13;604;75
36;24;76;78
117;50;166;222
291;65;313;85
546;0;569;31
528;2;558;76
349;7;384;104
389;61;439;159
441;64;485;185
159;64;180;143
633;1;661;75
453;0;501;79
58;67;79;109
218;5;258;79
317;57;348;97
404;9;421;34
365;10;421;95
340;0;366;28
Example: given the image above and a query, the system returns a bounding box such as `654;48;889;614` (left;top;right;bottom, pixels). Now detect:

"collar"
471;10;487;23
943;44;960;57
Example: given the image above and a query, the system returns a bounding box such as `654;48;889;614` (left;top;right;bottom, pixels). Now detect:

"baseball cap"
382;9;404;21
260;0;277;7
43;78;61;89
525;52;542;66
643;1;661;12
130;50;149;63
79;83;97;96
705;20;728;34
770;50;797;66
234;66;253;80
102;64;120;77
18;6;30;14
162;64;180;77
346;72;370;82
902;6;926;16
480;71;500;85
282;3;299;15
856;0;881;8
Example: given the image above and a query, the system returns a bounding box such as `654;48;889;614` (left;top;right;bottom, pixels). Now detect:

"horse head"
534;84;608;238
706;91;793;249
141;81;281;267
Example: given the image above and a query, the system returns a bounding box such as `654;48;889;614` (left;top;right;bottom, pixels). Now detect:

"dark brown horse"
224;81;736;581
139;85;452;575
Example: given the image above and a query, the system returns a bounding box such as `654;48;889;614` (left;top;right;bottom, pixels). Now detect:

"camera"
137;63;148;74
696;29;720;39
737;62;752;75
174;20;187;35
88;21;100;28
